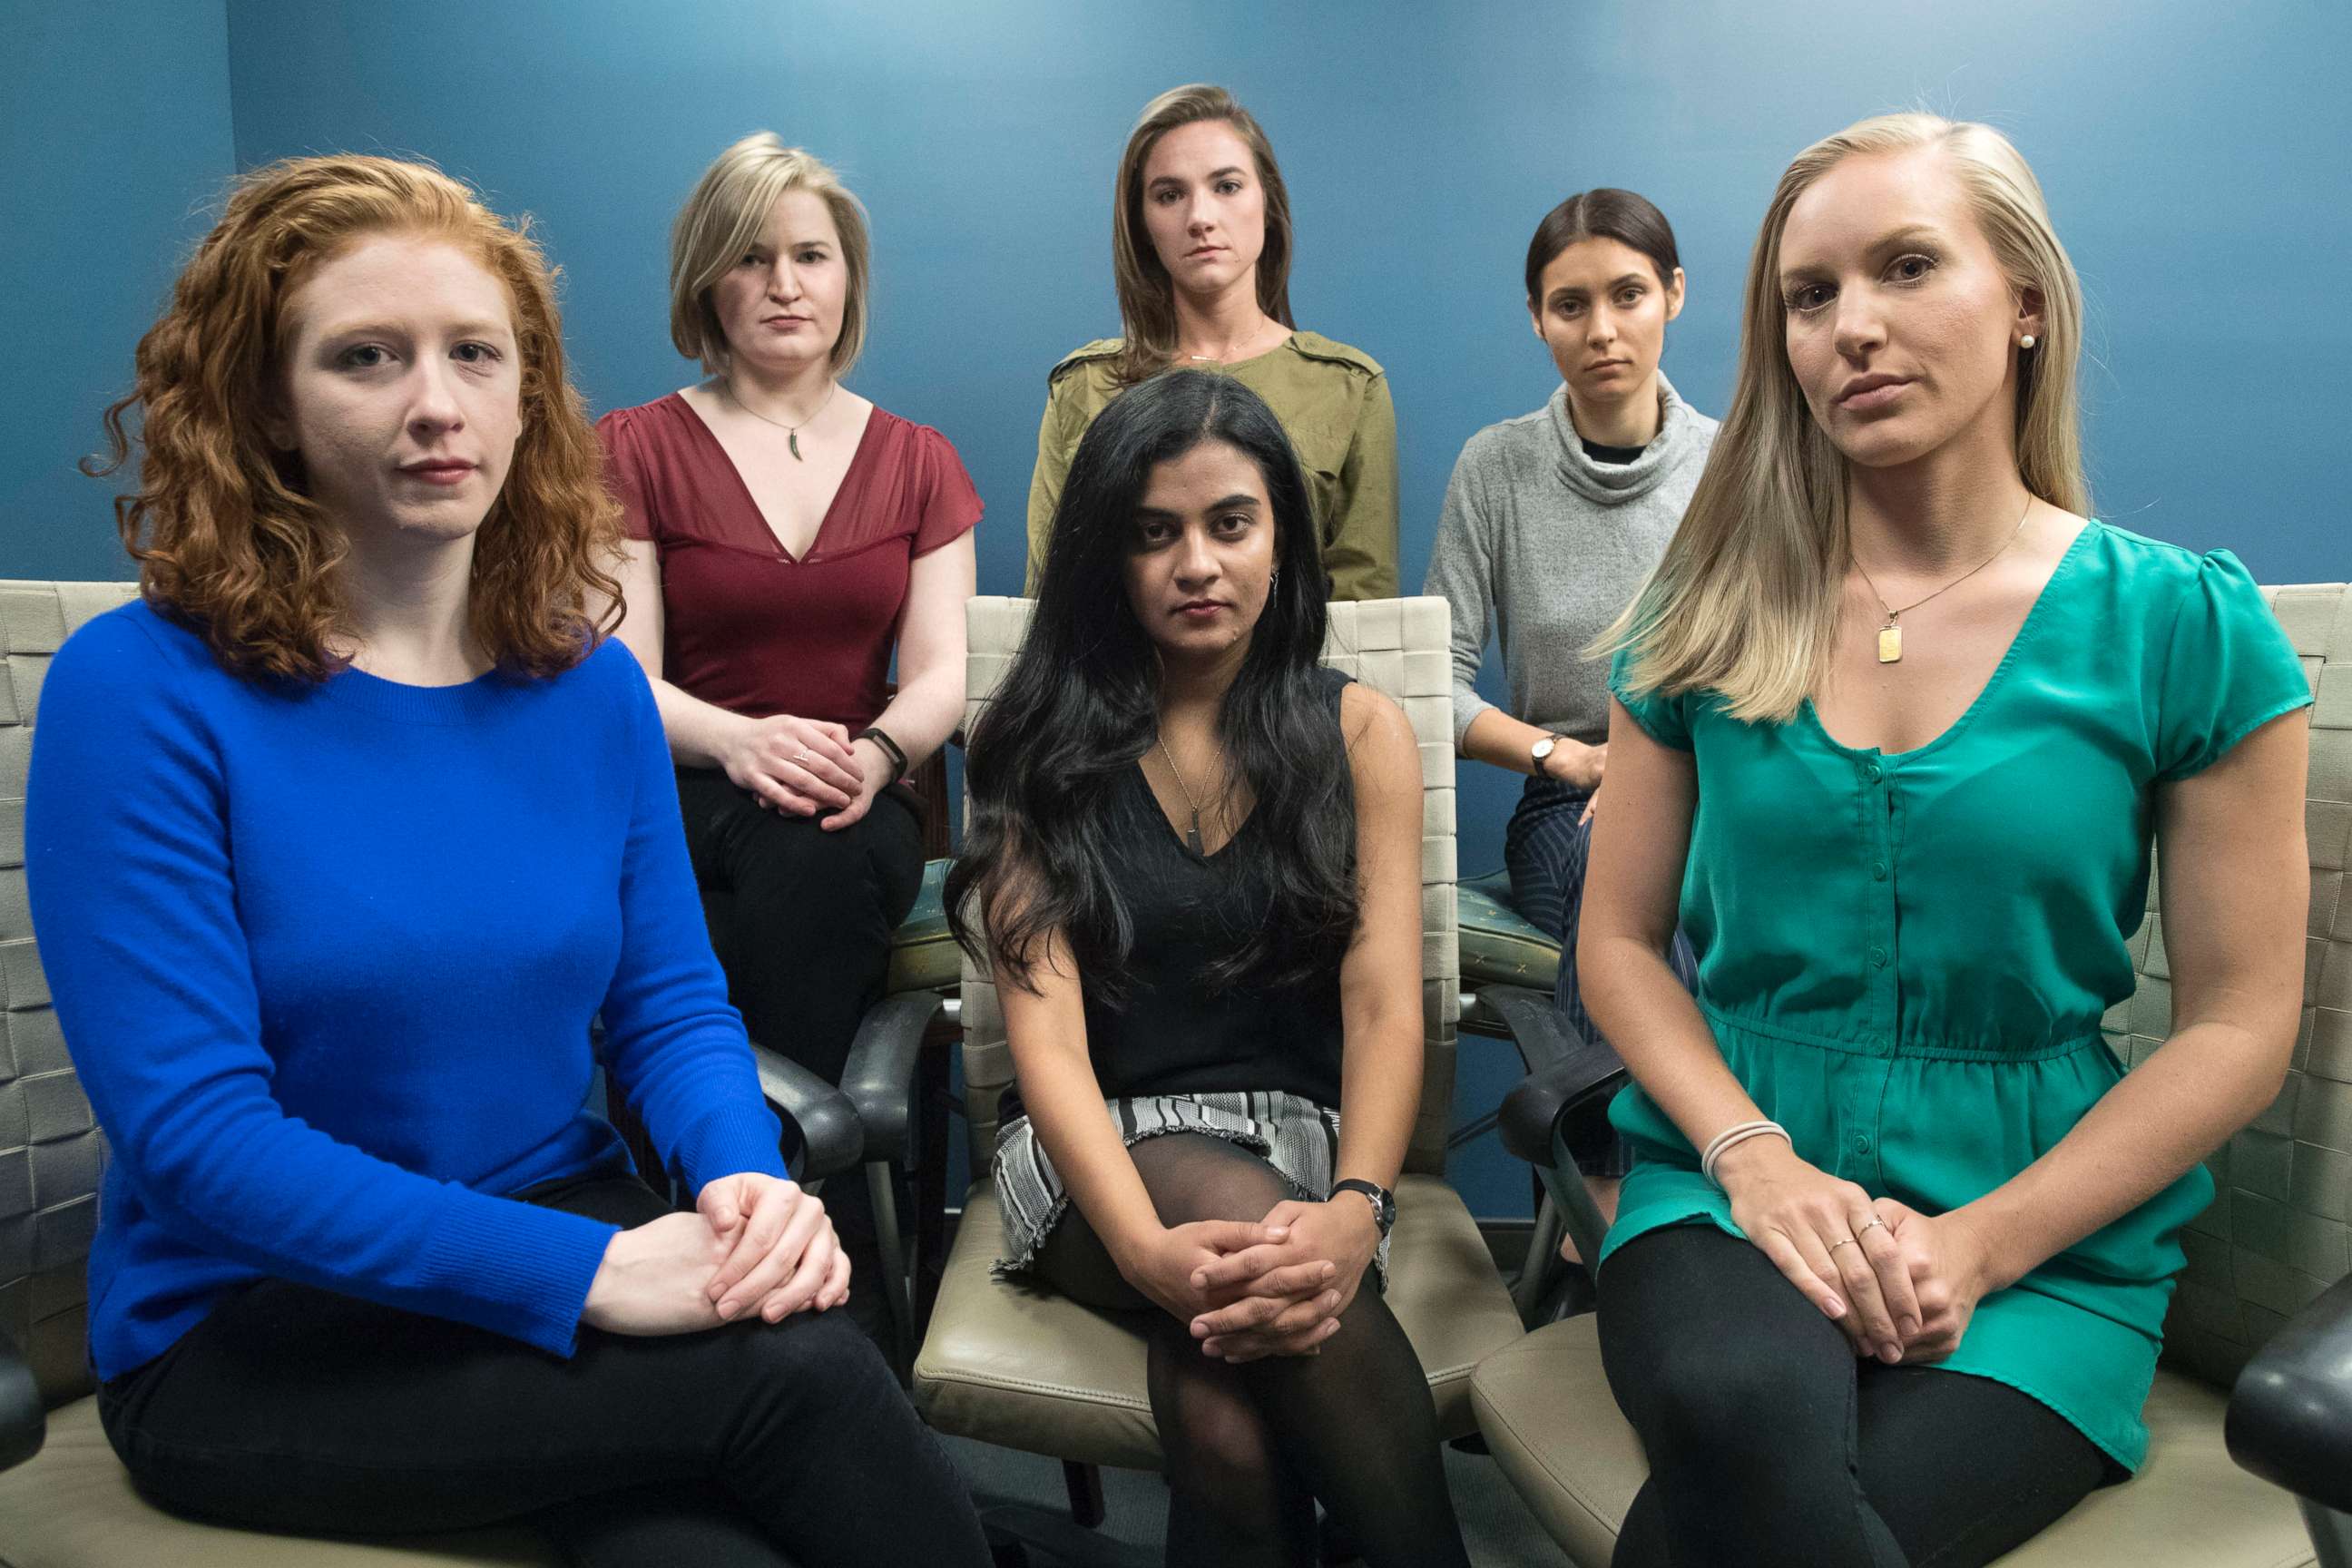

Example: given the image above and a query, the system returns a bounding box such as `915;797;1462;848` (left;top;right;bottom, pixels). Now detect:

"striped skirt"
992;1090;1393;1289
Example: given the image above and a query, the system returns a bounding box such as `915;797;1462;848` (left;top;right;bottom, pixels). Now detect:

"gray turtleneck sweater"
1423;375;1719;749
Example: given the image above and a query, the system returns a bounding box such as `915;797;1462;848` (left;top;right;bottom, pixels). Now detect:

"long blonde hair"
1110;84;1296;386
1599;113;2088;722
669;132;872;378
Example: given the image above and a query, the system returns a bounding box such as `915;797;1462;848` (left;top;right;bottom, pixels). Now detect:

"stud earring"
2019;335;2037;349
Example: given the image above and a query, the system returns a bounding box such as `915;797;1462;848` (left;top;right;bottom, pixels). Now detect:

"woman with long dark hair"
950;370;1470;1568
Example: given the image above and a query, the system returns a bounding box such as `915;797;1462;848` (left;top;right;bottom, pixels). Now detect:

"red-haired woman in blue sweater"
27;154;987;1567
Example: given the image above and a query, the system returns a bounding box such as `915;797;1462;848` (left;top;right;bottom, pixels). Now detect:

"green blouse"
1023;330;1400;602
1600;522;2313;1472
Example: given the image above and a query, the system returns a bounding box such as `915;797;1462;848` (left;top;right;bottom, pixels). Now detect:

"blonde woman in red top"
601;134;980;1336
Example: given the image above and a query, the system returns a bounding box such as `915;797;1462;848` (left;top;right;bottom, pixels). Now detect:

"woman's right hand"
581;1211;737;1336
720;713;864;816
1544;738;1607;793
1715;1138;1919;1364
1116;1219;1292;1324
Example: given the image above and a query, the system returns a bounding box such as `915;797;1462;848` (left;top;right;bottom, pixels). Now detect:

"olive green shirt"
1024;330;1400;601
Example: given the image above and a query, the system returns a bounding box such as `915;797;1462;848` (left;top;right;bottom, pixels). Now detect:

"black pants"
675;769;926;1338
1597;1225;2116;1568
99;1170;990;1568
675;769;926;1086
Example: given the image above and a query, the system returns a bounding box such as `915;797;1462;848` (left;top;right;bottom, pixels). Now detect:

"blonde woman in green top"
1024;83;1398;601
1583;114;2311;1565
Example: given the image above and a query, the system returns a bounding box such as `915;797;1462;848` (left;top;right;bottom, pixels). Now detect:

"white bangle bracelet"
1700;1120;1791;1188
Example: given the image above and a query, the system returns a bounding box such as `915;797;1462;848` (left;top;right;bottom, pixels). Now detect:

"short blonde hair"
1600;113;2088;723
668;133;871;377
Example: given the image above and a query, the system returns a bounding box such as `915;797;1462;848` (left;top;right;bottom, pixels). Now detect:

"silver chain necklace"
1153;733;1220;856
721;379;838;461
1850;495;2034;664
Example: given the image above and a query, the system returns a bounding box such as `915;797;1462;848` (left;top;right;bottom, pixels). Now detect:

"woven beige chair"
912;595;1524;1559
1470;580;2352;1567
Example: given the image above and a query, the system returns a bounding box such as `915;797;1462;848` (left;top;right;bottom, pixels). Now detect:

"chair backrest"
2106;583;2351;1387
0;579;140;1407
956;595;1461;1178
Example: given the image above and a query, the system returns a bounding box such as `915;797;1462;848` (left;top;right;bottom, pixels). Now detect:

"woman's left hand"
1873;1198;1998;1362
1187;1196;1382;1361
814;738;895;832
697;1173;850;1322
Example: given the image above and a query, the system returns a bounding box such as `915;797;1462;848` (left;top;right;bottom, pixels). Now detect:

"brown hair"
670;133;873;378
87;153;621;683
1524;188;1681;301
1110;84;1296;386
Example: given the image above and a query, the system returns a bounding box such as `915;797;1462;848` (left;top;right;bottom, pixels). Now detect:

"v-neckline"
671;391;878;564
1801;517;2098;766
1133;760;1254;861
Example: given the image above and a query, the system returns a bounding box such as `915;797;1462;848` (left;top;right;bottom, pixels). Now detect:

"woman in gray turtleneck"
1423;188;1715;1222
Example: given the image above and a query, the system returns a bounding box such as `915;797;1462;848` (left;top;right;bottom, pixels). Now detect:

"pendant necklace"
1154;732;1218;856
722;378;838;460
1850;495;2034;664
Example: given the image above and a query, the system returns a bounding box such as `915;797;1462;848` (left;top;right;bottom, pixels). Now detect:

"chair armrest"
2226;1270;2352;1512
1474;984;1582;1072
839;991;947;1166
748;1042;865;1181
1499;1054;1630;1165
0;1329;44;1474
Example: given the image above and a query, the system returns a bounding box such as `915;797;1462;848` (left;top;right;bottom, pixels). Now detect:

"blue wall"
1;0;236;582
8;1;2349;1211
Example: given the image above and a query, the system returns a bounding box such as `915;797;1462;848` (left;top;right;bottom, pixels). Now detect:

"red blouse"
597;395;982;731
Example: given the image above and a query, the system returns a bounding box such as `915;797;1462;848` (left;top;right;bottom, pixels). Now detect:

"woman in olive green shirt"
1024;83;1397;601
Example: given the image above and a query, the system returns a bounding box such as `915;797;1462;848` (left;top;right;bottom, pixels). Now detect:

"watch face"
1532;737;1556;761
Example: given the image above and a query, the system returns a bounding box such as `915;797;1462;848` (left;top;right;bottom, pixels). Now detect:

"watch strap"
1330;1178;1395;1236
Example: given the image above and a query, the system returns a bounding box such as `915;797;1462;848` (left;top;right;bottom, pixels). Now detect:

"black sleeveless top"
999;669;1352;1124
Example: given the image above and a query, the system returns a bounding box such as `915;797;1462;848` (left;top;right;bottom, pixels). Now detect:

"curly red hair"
88;154;621;681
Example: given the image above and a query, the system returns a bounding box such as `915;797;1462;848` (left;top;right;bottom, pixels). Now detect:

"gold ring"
1855;1214;1885;1236
1828;1238;1860;1252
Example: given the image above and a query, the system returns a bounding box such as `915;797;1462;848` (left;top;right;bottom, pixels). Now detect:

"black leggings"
1030;1132;1473;1568
1597;1225;2116;1568
98;1170;989;1568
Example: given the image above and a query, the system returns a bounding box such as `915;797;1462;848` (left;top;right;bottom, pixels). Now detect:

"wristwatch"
1530;733;1560;777
1330;1179;1396;1240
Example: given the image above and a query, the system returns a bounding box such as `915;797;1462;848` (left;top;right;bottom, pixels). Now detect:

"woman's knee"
1128;1136;1291;1227
728;1304;899;1416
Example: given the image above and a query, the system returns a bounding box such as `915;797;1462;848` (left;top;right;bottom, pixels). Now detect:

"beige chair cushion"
1471;1313;2315;1568
0;1396;558;1566
915;1173;1524;1470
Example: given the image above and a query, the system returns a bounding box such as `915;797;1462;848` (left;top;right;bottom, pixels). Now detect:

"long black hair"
948;369;1357;999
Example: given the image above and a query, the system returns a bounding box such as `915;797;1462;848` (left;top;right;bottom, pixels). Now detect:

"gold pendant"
788;431;802;461
1877;621;1904;664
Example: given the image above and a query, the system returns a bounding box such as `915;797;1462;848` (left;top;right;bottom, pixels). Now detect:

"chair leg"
1063;1459;1107;1529
2303;1499;2352;1568
1511;1189;1570;1324
866;1161;915;1377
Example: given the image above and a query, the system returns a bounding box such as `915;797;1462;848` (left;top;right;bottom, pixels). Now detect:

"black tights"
1030;1132;1472;1568
1598;1225;2115;1568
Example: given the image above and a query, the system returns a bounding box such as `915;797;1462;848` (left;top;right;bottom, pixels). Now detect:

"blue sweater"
25;603;792;1381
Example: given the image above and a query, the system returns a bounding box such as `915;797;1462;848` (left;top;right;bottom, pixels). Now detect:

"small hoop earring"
2018;334;2037;349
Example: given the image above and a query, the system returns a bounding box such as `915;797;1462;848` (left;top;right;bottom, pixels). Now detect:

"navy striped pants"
1504;774;1700;1175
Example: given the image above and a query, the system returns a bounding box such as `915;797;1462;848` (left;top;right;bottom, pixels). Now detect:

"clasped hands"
721;712;889;830
1717;1139;2000;1366
1122;1197;1383;1364
582;1172;849;1337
